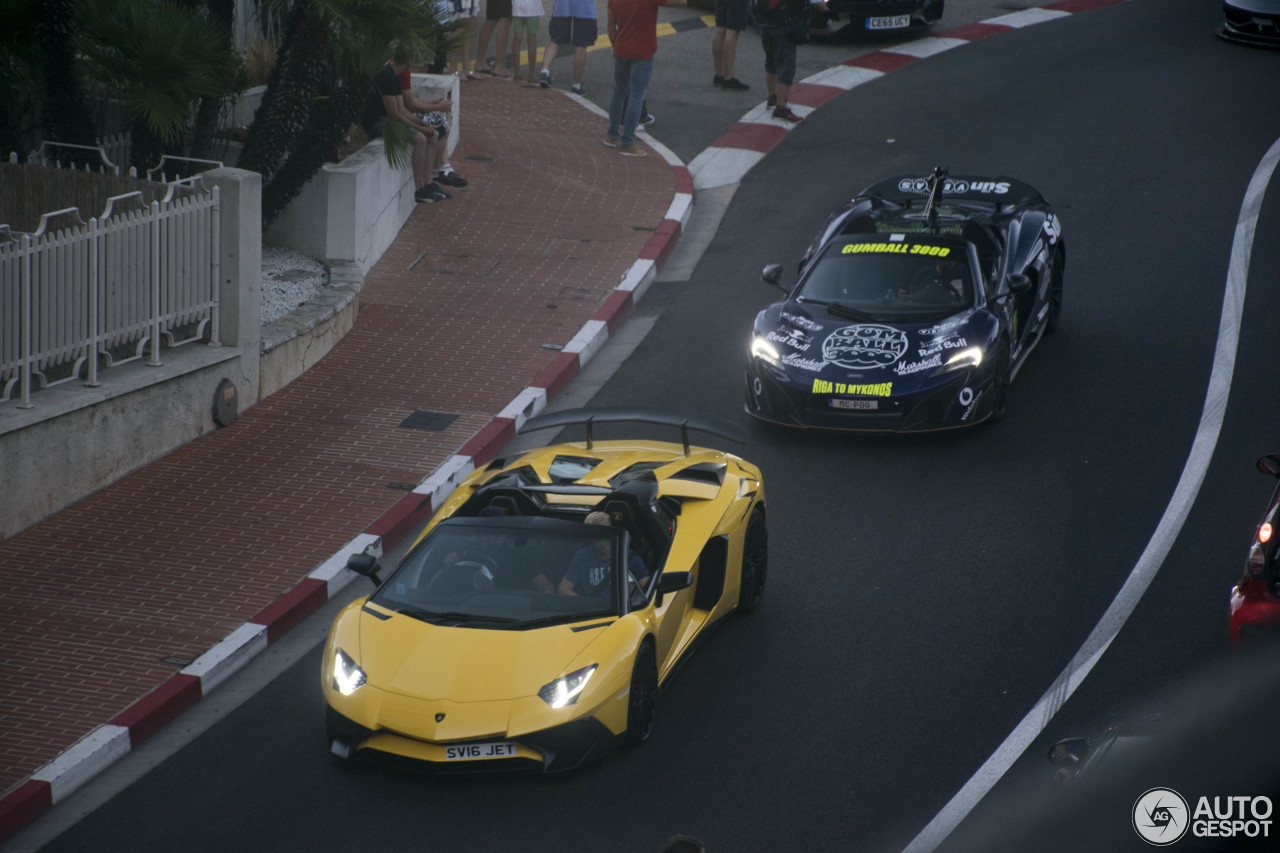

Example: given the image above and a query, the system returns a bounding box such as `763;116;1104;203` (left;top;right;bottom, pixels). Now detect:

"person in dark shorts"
475;0;514;76
711;0;750;90
538;0;597;93
755;0;824;122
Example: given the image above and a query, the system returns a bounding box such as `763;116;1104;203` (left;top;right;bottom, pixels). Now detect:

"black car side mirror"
1047;736;1091;766
761;264;786;292
654;570;693;607
347;553;383;586
1007;272;1033;294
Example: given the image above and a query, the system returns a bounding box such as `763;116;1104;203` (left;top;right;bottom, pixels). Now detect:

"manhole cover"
399;410;458;431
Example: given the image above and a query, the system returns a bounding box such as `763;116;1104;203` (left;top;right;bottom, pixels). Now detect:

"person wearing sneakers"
539;0;596;94
711;0;750;91
447;0;481;79
363;48;452;203
395;66;470;188
754;0;824;122
603;0;687;156
475;0;514;77
509;0;544;83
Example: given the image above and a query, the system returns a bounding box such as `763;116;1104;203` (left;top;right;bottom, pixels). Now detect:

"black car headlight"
538;665;597;708
930;346;983;377
332;648;367;696
750;336;781;366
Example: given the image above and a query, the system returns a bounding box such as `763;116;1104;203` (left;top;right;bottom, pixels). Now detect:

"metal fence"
0;167;221;409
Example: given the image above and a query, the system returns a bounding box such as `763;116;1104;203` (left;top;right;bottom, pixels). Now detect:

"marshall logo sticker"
822;325;909;369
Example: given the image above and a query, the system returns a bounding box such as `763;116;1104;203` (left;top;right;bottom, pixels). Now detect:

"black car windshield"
797;237;975;318
368;518;642;628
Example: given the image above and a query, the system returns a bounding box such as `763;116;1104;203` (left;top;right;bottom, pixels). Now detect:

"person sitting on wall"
394;61;469;188
361;47;453;204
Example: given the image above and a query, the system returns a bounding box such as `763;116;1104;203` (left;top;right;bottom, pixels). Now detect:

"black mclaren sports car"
1220;0;1280;46
745;168;1064;433
813;0;942;37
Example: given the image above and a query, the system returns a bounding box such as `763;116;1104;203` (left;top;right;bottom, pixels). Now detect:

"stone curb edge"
0;0;1125;839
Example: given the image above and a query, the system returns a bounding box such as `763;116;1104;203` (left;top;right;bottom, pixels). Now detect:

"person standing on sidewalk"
603;0;686;156
448;0;481;78
538;0;595;94
509;0;544;82
476;0;514;76
711;0;749;91
754;0;824;122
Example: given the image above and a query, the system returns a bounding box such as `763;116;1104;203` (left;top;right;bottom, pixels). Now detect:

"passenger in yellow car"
558;511;649;596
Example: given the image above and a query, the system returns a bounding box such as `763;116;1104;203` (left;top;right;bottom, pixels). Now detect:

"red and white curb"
0;3;1118;838
689;0;1128;190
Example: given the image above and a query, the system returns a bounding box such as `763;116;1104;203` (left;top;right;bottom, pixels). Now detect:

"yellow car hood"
358;608;608;703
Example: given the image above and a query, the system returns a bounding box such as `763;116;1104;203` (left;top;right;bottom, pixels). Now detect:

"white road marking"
902;134;1280;853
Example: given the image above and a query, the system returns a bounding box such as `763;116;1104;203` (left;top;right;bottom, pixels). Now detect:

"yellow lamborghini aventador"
322;407;767;771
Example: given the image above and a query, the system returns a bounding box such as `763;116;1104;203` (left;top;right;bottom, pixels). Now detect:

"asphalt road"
19;1;1280;852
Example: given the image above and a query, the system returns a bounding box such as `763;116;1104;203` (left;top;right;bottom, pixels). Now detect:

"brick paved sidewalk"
0;79;679;809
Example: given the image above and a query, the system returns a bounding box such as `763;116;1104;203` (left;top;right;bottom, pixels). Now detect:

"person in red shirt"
603;0;686;156
362;49;450;203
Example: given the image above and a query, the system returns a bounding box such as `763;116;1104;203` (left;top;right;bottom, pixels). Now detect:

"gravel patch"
261;245;328;325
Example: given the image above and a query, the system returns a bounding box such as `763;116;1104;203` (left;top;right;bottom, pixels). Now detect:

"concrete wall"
0;75;465;540
265;74;459;274
259;262;362;398
0;169;262;541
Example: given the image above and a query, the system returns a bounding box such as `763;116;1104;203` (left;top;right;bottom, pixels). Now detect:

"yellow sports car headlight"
332;648;367;695
538;665;597;708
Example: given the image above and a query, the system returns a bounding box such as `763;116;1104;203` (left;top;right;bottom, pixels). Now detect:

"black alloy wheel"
738;507;768;613
986;339;1011;424
1045;247;1065;334
625;642;658;747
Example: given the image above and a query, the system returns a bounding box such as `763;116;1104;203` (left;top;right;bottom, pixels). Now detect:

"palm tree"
187;0;240;160
0;0;41;158
239;0;455;225
76;0;233;171
34;0;98;156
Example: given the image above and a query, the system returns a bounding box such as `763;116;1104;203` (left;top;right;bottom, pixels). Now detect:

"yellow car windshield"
369;519;629;628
